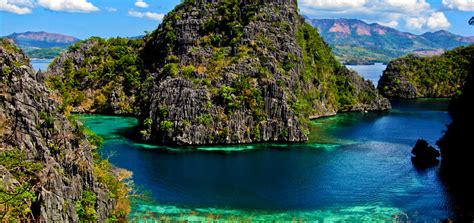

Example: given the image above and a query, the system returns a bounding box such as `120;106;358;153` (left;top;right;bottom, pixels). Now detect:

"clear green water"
79;99;453;222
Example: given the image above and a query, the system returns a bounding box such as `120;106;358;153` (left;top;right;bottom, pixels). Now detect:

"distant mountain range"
308;18;474;64
4;31;80;48
2;31;80;59
3;25;473;63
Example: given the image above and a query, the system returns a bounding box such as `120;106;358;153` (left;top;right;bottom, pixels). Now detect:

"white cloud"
406;12;451;30
442;0;474;11
6;0;33;7
378;20;399;28
300;0;366;10
300;0;429;12
427;12;451;29
406;17;426;29
134;0;148;8
0;0;32;14
128;10;164;21
300;0;451;31
106;7;117;12
37;0;98;13
380;0;430;12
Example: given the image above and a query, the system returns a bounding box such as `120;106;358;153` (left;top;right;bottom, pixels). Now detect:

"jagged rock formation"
411;139;440;168
47;37;144;115
378;45;474;98
139;0;390;145
1;39;124;222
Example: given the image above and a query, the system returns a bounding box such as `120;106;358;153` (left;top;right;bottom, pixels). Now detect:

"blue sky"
1;0;473;39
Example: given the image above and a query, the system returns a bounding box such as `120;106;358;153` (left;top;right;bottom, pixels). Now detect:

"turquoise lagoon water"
79;99;454;222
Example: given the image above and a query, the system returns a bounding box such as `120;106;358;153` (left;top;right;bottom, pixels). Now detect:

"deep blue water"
80;99;453;221
346;63;387;87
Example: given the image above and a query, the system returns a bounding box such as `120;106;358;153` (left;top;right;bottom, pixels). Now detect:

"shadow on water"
410;157;440;171
438;131;474;221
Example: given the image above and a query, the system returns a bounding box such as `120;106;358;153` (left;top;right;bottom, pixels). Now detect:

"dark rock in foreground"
411;139;440;168
437;60;474;220
1;39;123;221
412;139;440;160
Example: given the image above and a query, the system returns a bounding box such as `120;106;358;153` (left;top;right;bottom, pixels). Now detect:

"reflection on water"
79;99;455;221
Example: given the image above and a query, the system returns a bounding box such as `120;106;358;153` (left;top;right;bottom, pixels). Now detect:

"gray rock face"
139;0;390;145
1;40;116;222
377;59;418;99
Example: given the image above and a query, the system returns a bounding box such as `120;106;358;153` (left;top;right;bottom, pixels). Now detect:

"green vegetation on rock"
47;37;144;115
378;45;474;98
138;0;390;145
1;38;131;222
24;47;67;59
0;150;43;221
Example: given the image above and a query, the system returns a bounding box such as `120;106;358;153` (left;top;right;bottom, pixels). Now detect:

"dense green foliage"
75;190;97;221
24;47;66;59
295;22;371;118
47;37;144;115
378;45;474;98
74;118;132;221
0;150;43;221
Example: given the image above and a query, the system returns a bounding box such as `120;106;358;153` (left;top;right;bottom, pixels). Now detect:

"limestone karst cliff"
138;0;390;145
0;39;129;222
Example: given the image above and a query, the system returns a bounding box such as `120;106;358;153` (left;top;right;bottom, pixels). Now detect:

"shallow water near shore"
79;99;454;221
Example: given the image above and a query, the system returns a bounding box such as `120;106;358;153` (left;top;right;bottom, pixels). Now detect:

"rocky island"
378;45;474;98
137;0;390;145
45;0;390;146
0;39;129;221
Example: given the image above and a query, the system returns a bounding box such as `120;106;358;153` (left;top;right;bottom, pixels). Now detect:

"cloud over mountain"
1;0;98;14
300;0;450;31
128;10;164;21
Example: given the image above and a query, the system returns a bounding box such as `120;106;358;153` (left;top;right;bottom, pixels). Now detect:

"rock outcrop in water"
411;139;440;168
138;0;390;145
378;45;474;98
0;39;128;221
